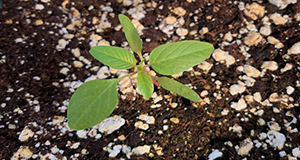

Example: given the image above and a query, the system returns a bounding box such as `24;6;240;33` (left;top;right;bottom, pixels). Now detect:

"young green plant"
67;14;214;130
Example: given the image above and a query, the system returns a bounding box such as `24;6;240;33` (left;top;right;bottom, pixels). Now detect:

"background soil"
1;0;300;159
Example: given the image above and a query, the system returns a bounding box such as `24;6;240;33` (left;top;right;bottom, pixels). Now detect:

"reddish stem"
151;77;160;87
142;67;160;87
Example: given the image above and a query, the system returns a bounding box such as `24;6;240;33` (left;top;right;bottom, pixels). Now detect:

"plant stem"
143;63;151;69
151;76;160;87
136;51;143;63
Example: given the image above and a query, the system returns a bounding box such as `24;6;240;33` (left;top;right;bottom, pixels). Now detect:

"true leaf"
149;40;214;75
67;79;119;130
137;70;153;99
90;46;136;69
155;77;200;102
118;14;143;55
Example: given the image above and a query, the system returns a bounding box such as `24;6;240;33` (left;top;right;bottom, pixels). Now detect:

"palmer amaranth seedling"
67;14;214;130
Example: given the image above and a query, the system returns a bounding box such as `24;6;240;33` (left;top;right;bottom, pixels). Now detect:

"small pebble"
231;98;247;111
267;36;279;45
72;48;81;57
229;84;246;95
109;145;122;158
244;32;263;46
163;125;168;130
118;135;126;141
292;147;300;158
35;4;45;10
261;61;278;71
246;23;257;32
64;34;74;39
19;128;34;142
270;13;288;25
198;61;213;72
257;109;264;116
97;66;110;79
56;39;68;51
244;3;265;20
224;32;233;42
208;150;223;160
171;7;186;16
258;132;267;140
267;130;286;150
286;86;295;95
76;130;87;139
170;117;180;124
137;114;155;124
39;153;57;160
238;138;253;156
243;65;261;78
268;0;296;9
221;109;229;116
153;95;163;103
231;124;243;133
268;36;284;49
212;49;235;66
269;93;280;102
200;27;209;35
200;90;209;97
279;151;286;157
176;28;188;36
98;115;125;135
165;16;177;25
123;0;132;6
52;116;64;125
73;61;83;68
34;20;43;26
51;146;60;154
253;92;262;102
170;102;178;108
70;142;80;149
8;124;16;130
281;63;293;72
67;21;82;31
257;118;266;126
268;121;281;131
70;7;81;20
259;25;271;36
134;121;149;130
11;146;33;160
295;12;300;21
132;145;151;155
288;42;300;55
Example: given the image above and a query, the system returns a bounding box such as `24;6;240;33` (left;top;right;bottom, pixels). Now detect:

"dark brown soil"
1;0;300;160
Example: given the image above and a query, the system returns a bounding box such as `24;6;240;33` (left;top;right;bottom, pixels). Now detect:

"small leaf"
90;46;136;69
67;79;119;130
149;40;214;75
137;70;153;99
118;14;143;55
155;77;200;102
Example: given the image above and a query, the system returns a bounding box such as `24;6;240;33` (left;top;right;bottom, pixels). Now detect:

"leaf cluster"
67;14;214;130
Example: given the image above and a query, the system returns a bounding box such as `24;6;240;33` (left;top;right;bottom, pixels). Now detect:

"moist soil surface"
1;0;300;159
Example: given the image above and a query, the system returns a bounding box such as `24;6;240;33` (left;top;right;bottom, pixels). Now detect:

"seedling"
67;14;214;130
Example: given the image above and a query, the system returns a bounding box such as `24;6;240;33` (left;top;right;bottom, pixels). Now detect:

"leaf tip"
118;14;125;20
191;97;201;103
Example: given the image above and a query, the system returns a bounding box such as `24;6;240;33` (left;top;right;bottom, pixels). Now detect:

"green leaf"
90;46;136;69
67;79;119;130
118;14;143;55
137;70;153;99
155;77;200;102
149;40;214;75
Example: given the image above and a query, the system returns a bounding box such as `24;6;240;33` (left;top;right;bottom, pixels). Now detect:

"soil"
1;0;300;159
